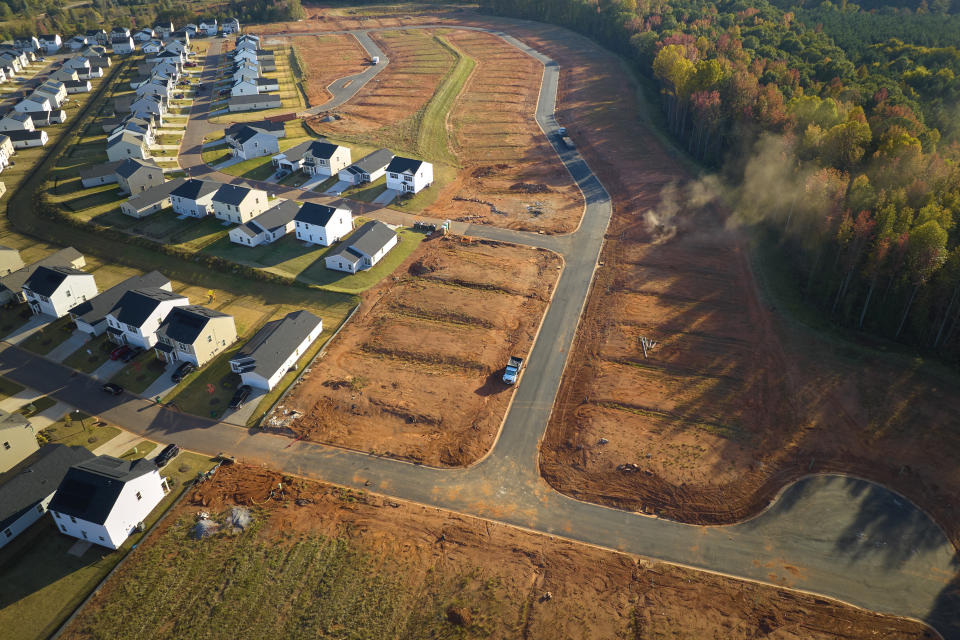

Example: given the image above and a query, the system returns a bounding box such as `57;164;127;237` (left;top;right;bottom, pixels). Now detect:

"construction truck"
503;356;524;384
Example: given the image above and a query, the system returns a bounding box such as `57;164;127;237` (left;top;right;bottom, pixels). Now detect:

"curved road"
9;21;958;636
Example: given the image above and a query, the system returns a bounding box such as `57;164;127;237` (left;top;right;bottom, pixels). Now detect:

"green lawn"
0;451;215;640
0;304;33;340
216;136;313;180
202;146;231;166
299;228;426;293
19;317;75;356
109;352;167;394
388;163;457;214
341;176;388;203
0;376;24;401
15;396;56;418
161;343;245;420
120;440;157;460
39;414;119;450
418;34;475;165
62;333;115;374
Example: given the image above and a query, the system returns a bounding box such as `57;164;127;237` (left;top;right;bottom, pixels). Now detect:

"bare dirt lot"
271;235;561;466
285;33;369;106
61;464;935;639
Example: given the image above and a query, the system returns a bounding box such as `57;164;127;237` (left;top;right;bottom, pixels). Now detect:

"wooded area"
480;0;960;363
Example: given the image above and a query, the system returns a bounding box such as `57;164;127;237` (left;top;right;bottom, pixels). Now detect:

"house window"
4;529;10;538
36;504;43;514
70;516;76;523
136;491;142;500
81;530;88;539
99;536;105;541
2;441;8;450
60;525;66;532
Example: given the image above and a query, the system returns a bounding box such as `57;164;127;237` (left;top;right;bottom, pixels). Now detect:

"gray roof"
110;287;186;327
349;148;393;174
213;183;261;206
0;445;94;532
227;124;272;146
7;130;45;142
230;94;282;106
294;202;345;227
225;120;284;137
159;305;230;344
70;271;170;327
115;157;160;179
241;200;299;236
49;456;156;525
277;140;312;163
386;156;424;175
346;220;397;258
106;131;143;148
230;310;321;379
0;247;83;296
326;245;362;265
78;160;124;181
170;178;218;201
24;265;89;297
125;177;184;211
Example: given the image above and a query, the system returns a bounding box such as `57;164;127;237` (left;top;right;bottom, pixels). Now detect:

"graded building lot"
273;235;561;466
285;33;369;105
59;463;935;640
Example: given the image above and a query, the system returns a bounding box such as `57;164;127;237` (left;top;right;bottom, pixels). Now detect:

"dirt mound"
509;182;552;193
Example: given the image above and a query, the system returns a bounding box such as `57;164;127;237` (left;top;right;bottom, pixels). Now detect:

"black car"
171;361;195;383
120;346;144;363
229;385;251;409
154;443;180;468
101;383;123;395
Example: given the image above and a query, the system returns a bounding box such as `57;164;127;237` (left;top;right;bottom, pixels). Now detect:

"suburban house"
229;310;323;391
199;20;218;36
8;130;49;149
63;56;90;71
67;35;88;51
155;22;174;39
230;78;259;98
385;157;434;194
111;36;136;55
111;27;132;39
86;29;108;45
64;79;92;94
23;265;97;317
0;445;94;550
184;24;199;36
121;177;185;218
14;37;40;53
0;135;11;170
256;77;279;92
51;67;80;83
14;95;52;114
38;34;62;53
211;183;269;224
105;287;190;348
71;271;171;336
115;158;165;195
225;119;285;139
87;54;112;68
142;40;163;55
228;200;299;247
49;455;169;550
325;220;399;274
0;410;37;473
79;161;123;188
170;179;218;217
129;95;168;119
0;247;84;305
170;30;191;45
222;18;241;34
302;141;352;177
338;148;394;186
229;94;282;113
294;202;352;247
106;131;148;161
24;109;67;126
155;306;237;367
0;245;24;276
36;80;68;107
136;79;172;100
226;124;279;160
134;28;155;43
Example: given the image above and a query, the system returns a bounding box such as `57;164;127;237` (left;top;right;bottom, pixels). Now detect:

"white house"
142;40;163;55
14;95;52;113
67;35;88;51
51;68;80;83
63;56;91;71
133;28;155;43
0;135;13;170
7;130;49;149
338;148;394;185
230;78;259;97
105;287;189;348
229;94;282;112
48;456;169;550
199;19;218;37
211;184;269;224
0;445;94;550
170;179;218;217
79;161;123;188
38;34;62;53
301;141;351;177
0;410;36;473
22;265;97;317
293;202;352;247
225;124;279;160
229;311;322;391
0;112;33;132
71;271;171;336
121;178;184;218
14;37;40;53
324;220;398;274
112;36;136;55
106;131;148;162
64;79;92;94
78;66;104;80
222;18;241;35
36;80;68;107
385;157;434;194
129;96;167;119
86;29;108;45
110;27;132;39
228;200;299;247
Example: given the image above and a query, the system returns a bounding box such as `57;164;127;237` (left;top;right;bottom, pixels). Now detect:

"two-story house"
385;157;434;194
106;130;148;162
155;306;237;367
170;179;218;217
114;158;164;195
105;287;189;348
48;456;169;549
337;148;394;185
23;265;97;317
228;199;299;247
0;410;37;473
211;184;269;224
294;202;352;246
300;141;351;177
71;271;171;336
225;124;279;160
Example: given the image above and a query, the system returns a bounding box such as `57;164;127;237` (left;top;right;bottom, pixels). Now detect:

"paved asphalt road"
15;24;957;635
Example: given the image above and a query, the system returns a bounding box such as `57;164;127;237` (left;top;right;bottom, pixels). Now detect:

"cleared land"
272;235;561;466
287;33;369;106
59;463;936;640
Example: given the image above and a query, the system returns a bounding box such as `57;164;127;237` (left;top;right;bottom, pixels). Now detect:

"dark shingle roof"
346;220;397;258
160;305;230;344
225;120;284;137
0;247;83;297
242;200;299;235
79;160;124;181
115;157;159;179
230;94;282;107
7;130;45;142
48;456;156;525
24;265;89;297
170;178;218;201
230;310;321;379
326;246;363;265
305;141;341;161
277;140;312;163
110;287;186;327
351;148;394;174
0;445;94;532
71;271;170;326
294;202;344;227
213;183;261;206
386;156;424;175
228;124;269;146
125;177;183;211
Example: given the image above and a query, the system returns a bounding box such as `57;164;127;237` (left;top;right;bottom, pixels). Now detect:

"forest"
480;0;960;363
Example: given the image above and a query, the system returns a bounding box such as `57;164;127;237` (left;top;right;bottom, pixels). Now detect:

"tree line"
479;0;960;363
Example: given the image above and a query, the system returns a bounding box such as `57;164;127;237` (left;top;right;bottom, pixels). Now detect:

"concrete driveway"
46;330;89;363
140;363;180;402
4;313;53;345
220;388;266;427
321;179;350;195
90;358;126;382
372;188;399;205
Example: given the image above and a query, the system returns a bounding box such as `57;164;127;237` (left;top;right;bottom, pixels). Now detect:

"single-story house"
293;202;352;247
79;160;124;188
121;177;185;218
23;109;67;126
7;130;48;149
170;179;218;218
385;156;434;195
23;265;97;318
324;220;399;274
337;148;393;186
155;305;237;367
256;77;279;92
49;455;169;550
0;445;94;549
228;199;299;247
229;310;323;391
211;183;269;224
228;94;282;113
71;271;171;336
0;410;37;473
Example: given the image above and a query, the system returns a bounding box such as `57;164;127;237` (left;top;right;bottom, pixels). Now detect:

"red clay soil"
283;33;369;106
269;235;561;467
82;463;932;640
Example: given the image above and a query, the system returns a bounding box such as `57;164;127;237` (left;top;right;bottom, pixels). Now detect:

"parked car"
229;385;251;409
101;383;123;395
121;346;143;362
171;361;195;383
154;443;180;468
110;344;131;360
